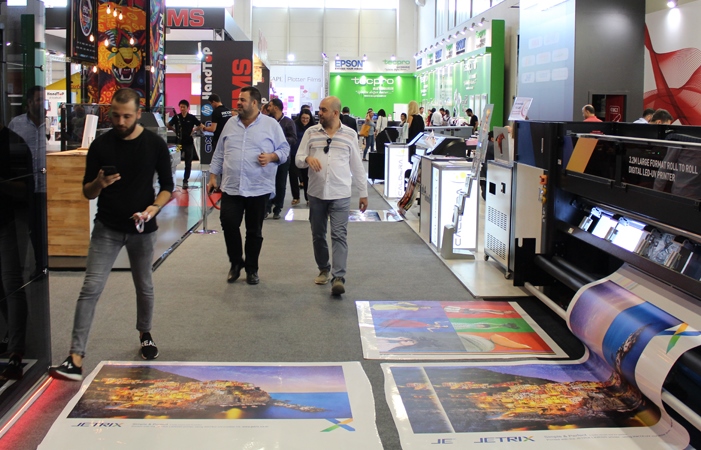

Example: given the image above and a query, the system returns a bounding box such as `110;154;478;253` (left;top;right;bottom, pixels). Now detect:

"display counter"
384;144;412;198
430;160;477;252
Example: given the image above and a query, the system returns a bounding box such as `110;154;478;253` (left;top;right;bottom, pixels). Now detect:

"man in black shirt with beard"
168;99;202;189
203;93;233;153
49;88;174;381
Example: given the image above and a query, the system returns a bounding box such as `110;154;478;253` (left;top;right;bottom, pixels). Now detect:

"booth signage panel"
270;65;323;113
165;8;225;29
331;59;414;73
384;146;410;198
329;73;416;120
71;0;97;63
199;40;253;164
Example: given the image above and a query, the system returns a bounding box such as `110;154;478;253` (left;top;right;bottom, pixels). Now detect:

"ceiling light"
196;50;204;60
390;55;396;61
321;52;327;59
363;54;367;61
667;0;677;7
461;27;467;35
335;53;340;60
478;17;485;26
287;53;295;61
469;23;475;31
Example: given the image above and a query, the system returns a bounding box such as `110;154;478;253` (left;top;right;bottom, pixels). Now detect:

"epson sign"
335;59;364;69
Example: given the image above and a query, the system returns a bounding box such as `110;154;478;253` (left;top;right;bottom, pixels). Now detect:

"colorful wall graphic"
383;265;701;448
39;362;382;450
149;0;165;111
95;0;148;105
357;301;566;360
644;1;701;125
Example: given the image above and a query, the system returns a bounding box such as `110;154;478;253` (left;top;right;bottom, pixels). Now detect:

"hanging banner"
39;362;383;450
357;301;565;360
71;0;97;63
199;40;253;164
383;265;701;449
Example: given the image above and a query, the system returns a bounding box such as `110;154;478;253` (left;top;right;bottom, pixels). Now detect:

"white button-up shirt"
296;123;368;200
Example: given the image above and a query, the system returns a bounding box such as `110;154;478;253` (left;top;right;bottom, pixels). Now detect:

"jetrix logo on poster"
351;76;394;86
335;59;364;69
201;47;213;101
474;436;535;443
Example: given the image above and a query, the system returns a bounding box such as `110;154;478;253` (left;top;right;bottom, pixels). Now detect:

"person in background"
374;109;389;151
430;108;443;127
295;96;368;296
167;100;203;189
49;88;174;381
340;106;358;133
362;110;376;161
441;108;451;126
634;108;655;124
582;104;602;122
207;87;290;286
291;109;315;206
264;97;297;220
407;101;425;143
202;93;233;153
400;112;409;143
466;108;479;130
650;109;673;125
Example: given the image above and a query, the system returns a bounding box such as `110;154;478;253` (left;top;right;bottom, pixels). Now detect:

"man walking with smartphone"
49;88;174;381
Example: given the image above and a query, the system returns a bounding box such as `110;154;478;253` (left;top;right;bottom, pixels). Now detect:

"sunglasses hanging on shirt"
324;137;332;154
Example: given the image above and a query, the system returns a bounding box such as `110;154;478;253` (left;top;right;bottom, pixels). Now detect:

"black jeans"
181;141;195;183
266;161;290;215
220;193;268;274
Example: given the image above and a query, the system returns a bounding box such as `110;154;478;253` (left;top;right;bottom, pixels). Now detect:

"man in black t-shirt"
168;99;202;189
466;108;479;130
49;88;174;382
203;94;233;153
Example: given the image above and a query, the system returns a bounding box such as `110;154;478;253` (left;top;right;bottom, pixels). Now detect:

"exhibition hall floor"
0;163;571;449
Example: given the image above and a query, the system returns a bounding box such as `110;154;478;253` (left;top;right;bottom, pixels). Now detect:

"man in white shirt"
430;108;443;127
296;96;368;296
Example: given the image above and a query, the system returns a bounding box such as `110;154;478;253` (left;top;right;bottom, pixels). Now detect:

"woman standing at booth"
407;101;425;143
362;110;376;161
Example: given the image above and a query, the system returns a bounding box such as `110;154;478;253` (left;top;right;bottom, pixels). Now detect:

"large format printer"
510;120;701;446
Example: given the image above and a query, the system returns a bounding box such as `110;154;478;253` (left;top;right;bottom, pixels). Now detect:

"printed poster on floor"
38;362;382;450
383;265;701;449
357;301;566;360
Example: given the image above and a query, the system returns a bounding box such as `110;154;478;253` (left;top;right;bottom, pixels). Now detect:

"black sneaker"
140;332;159;360
0;354;23;380
49;355;83;381
182;181;189;189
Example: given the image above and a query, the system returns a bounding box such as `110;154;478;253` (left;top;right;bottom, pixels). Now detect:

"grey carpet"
2;181;480;450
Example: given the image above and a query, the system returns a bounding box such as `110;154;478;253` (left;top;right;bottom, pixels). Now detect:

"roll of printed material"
81;114;98;149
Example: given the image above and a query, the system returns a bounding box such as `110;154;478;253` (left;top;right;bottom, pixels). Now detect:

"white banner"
39;362;382;450
270;66;324;114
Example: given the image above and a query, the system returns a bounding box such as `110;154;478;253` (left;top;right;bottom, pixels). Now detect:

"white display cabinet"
384;144;412;198
430;161;477;252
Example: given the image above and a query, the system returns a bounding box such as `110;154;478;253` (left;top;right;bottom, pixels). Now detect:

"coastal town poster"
357;300;566;360
382;267;701;449
39;362;383;450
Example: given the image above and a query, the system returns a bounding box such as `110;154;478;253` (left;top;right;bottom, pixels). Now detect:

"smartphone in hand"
102;166;117;176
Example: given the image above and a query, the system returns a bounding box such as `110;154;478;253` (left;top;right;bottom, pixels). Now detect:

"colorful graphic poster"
39;362;382;450
148;0;165;111
71;0;97;63
383;266;701;448
357;301;566;360
349;210;381;222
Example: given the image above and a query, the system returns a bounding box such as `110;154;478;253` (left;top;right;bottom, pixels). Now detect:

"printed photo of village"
68;364;353;420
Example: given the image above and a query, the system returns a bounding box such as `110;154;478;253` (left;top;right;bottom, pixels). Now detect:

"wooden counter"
46;149;93;257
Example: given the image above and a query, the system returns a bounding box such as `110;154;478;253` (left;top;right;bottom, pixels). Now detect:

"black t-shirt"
168;113;201;146
469;115;479;129
211;105;233;149
83;128;174;234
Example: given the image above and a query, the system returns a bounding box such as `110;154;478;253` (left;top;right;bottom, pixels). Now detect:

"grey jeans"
309;196;351;279
70;220;157;357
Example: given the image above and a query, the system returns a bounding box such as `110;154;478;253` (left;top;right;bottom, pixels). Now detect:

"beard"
114;121;137;139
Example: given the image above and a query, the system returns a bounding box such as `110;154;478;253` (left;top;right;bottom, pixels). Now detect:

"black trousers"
181;141;195;183
220;193;268;274
266;161;290;215
289;164;309;201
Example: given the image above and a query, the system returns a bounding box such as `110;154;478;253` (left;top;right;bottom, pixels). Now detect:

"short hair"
112;88;141;109
269;97;283;110
642;108;655;117
27;85;44;101
466;108;473;114
583;104;596;114
342;106;350;114
179;99;190;108
431;108;436;113
651;109;673;123
241;86;262;105
208;94;221;104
